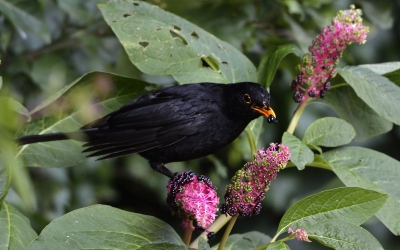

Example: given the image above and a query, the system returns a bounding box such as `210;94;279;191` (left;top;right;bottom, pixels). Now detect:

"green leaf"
16;72;153;168
0;147;12;202
308;220;383;250
338;66;400;126
282;132;313;170
210;231;271;250
321;147;400;235
0;0;50;43
266;242;290;250
98;0;257;84
0;97;31;121
276;187;388;237
197;237;210;250
359;62;400;75
28;205;186;250
0;201;38;250
245;117;263;154
319;86;392;141
257;44;303;88
302;117;355;147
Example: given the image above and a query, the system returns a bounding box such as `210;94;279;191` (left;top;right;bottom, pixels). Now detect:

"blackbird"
17;82;277;178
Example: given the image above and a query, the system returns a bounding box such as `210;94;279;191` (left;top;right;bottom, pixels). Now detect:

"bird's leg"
149;161;174;178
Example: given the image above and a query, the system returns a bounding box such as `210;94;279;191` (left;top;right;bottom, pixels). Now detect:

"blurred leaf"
0;0;50;43
308;220;383;250
0;97;31;121
303;117;355;147
359;62;400;75
17;72;152;168
99;0;257;84
0;76;2;90
210;231;271;250
319;86;392;141
28;205;186;250
282;132;313;170
0;201;38;249
338;66;400;126
362;0;393;29
276;187;388;237
30;54;73;97
283;13;312;52
322;147;400;235
198;237;210;250
266;242;290;250
257;44;302;88
11;165;37;212
0;146;12;202
245;117;263;154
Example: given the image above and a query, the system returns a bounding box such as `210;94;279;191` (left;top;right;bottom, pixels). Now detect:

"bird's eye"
243;94;251;104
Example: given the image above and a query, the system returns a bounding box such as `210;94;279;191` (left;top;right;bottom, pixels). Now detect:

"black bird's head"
226;82;277;124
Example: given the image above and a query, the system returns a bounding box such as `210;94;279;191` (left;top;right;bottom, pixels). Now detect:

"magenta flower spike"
167;171;219;232
221;143;290;217
292;5;369;103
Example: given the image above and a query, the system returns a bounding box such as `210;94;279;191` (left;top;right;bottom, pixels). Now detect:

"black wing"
81;86;203;160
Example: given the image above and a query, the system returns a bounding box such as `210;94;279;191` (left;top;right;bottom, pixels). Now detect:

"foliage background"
0;0;399;249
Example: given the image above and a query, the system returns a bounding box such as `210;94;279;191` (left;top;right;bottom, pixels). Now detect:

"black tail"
16;131;88;145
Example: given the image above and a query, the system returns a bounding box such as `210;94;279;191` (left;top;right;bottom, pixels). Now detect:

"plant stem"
286;99;309;135
218;215;238;250
254;234;295;250
285;161;332;170
182;221;193;246
190;215;232;248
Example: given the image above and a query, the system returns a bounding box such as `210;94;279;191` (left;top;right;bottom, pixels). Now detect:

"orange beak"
251;105;276;119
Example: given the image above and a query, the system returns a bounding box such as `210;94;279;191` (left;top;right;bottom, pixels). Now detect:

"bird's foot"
150;161;174;178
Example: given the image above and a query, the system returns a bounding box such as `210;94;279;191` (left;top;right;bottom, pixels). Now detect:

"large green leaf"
319;86;392;141
0;0;50;43
275;187;388;237
257;44;302;88
98;0;257;84
16;72;153;168
0;201;38;250
308;220;383;250
282;132;313;170
210;231;271;250
302;117;355;147
28;205;186;250
359;62;400;75
322;147;400;235
338;66;400;125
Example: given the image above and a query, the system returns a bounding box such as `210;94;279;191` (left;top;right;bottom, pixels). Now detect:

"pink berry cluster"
221;143;290;217
292;5;369;103
166;171;219;232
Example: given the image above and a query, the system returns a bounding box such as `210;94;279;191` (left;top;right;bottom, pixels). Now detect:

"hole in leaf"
133;2;139;6
201;58;211;69
200;54;221;71
123;13;131;18
190;31;199;39
173;25;182;31
169;30;188;45
139;41;149;48
156;28;162;31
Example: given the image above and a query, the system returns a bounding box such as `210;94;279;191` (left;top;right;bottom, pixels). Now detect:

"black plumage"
17;82;277;178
